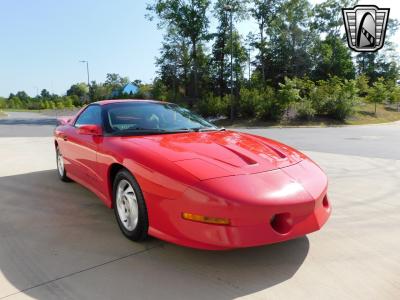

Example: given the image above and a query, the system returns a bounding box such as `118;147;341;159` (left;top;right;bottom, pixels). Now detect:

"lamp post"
79;60;90;87
79;60;90;103
224;4;234;121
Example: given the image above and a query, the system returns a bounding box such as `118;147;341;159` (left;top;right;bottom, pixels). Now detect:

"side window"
75;105;102;127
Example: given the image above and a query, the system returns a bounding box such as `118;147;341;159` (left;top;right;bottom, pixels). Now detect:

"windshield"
103;101;218;135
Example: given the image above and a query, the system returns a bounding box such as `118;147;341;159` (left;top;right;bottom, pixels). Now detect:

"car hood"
129;130;304;180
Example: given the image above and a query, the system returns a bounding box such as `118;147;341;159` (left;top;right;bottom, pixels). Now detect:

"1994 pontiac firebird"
54;99;331;250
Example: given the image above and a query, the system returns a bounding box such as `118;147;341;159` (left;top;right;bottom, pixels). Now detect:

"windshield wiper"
113;127;225;136
192;127;226;132
112;127;193;135
120;127;190;132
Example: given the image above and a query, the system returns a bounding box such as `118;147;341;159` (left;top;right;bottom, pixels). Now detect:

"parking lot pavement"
0;112;56;137
238;124;400;160
0;114;399;299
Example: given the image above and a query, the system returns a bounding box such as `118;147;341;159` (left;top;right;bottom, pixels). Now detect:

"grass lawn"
216;103;400;128
3;108;42;113
0;111;7;117
346;103;400;125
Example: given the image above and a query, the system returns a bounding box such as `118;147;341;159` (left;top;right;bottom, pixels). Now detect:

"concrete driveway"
0;112;399;299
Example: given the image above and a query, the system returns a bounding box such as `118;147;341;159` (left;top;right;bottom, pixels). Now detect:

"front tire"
56;146;71;182
113;169;149;241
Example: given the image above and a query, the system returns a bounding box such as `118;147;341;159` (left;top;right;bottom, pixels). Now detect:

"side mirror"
77;124;103;136
57;116;72;126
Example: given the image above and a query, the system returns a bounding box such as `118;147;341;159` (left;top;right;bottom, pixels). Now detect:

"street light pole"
79;60;90;103
79;60;90;87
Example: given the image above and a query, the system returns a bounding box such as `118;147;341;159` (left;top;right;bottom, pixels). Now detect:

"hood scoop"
258;141;287;159
217;144;258;166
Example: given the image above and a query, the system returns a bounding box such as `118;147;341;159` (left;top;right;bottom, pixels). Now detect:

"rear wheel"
113;169;148;241
56;146;71;182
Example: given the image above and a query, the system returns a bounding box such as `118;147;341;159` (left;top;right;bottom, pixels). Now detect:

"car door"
63;105;103;188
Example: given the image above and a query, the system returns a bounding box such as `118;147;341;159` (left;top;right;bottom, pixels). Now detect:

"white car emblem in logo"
342;5;390;52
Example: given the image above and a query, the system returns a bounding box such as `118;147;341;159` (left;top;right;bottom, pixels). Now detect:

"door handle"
62;135;68;141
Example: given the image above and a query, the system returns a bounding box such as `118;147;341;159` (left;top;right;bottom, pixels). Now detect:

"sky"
0;0;399;97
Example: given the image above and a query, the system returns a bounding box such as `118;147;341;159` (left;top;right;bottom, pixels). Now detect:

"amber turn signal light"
182;212;230;225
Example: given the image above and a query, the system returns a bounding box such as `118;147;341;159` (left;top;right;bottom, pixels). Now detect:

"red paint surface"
54;100;330;250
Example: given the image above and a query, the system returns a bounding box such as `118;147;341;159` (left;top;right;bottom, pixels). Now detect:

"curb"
0;111;9;118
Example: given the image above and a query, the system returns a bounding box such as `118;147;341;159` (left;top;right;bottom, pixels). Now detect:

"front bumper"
148;160;331;250
152;192;330;250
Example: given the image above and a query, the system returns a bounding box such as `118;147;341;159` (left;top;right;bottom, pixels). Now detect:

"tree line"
147;0;400;120
0;73;149;110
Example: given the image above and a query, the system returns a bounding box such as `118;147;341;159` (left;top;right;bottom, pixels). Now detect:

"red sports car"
54;99;331;250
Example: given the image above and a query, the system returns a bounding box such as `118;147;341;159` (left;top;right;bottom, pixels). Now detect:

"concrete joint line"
0;244;163;299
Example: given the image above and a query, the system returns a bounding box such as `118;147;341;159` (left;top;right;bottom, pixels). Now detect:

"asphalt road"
0;112;399;299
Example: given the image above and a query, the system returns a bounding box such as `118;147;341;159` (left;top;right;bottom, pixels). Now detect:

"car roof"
92;99;169;106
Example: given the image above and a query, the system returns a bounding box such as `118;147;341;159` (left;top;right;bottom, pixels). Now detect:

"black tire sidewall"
113;169;149;241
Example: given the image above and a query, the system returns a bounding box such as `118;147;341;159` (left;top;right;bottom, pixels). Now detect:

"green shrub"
198;77;359;121
356;74;369;97
238;86;285;121
367;77;388;114
308;77;357;120
8;97;23;109
239;88;258;118
255;86;284;121
56;101;64;109
333;79;358;120
197;94;229;117
151;79;168;101
293;77;315;99
389;85;400;105
322;78;358;120
296;100;316;120
63;96;75;108
69;95;80;107
278;77;301;107
0;97;6;109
